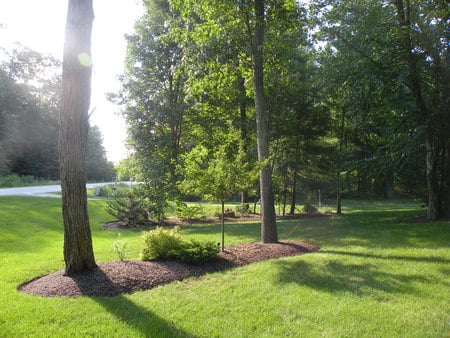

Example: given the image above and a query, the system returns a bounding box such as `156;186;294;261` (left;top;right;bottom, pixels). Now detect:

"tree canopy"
113;0;448;221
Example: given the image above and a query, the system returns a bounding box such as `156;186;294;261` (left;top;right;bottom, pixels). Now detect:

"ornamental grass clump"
112;233;128;261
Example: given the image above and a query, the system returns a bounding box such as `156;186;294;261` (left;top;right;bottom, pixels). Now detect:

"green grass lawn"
0;197;449;337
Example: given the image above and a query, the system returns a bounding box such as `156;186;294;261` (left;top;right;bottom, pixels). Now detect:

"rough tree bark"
393;0;449;220
59;0;97;275
252;0;278;243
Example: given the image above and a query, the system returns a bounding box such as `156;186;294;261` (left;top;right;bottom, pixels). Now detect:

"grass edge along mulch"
18;241;320;297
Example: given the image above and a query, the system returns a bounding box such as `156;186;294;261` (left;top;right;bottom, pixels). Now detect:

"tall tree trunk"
59;0;96;276
253;0;277;243
393;0;449;220
385;175;394;200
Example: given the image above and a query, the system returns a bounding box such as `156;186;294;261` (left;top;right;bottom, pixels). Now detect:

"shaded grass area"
0;197;449;337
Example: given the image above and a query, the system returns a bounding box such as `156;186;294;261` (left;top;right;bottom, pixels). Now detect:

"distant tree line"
0;44;115;182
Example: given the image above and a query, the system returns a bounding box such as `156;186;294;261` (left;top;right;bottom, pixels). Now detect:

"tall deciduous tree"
392;0;449;219
59;0;96;275
253;0;277;243
115;0;186;196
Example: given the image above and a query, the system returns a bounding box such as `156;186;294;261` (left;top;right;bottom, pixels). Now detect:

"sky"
0;0;144;163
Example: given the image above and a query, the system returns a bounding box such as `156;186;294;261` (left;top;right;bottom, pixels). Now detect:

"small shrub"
105;187;148;226
301;193;319;214
224;208;235;218
140;227;219;264
302;202;318;214
112;233;128;261
177;240;219;265
236;203;250;217
97;183;130;197
302;203;318;214
141;226;185;260
0;174;34;187
176;201;203;221
216;208;235;218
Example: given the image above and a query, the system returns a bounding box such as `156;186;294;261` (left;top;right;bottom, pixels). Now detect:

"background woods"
114;0;448;220
0;45;115;182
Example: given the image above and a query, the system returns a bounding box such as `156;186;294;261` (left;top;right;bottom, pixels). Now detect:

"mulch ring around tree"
18;241;320;297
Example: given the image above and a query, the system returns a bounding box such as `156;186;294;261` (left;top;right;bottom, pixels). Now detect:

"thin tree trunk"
336;173;342;214
59;0;96;275
336;108;345;214
289;170;297;215
238;71;249;204
253;0;277;243
221;200;225;251
282;175;287;216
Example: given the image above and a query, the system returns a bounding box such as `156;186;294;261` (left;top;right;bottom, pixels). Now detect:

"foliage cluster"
105;187;149;226
176;240;219;265
301;194;319;214
302;202;319;215
236;203;250;217
141;226;218;264
105;183;168;225
175;201;204;221
114;0;449;221
0;174;35;187
95;183;131;197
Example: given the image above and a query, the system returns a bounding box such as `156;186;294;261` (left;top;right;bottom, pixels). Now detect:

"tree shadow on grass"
274;257;441;298
320;250;450;264
72;270;193;337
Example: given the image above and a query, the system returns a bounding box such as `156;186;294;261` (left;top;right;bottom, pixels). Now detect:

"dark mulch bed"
18;241;320;297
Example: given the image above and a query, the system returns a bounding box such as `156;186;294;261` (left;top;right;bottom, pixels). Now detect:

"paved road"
0;182;121;197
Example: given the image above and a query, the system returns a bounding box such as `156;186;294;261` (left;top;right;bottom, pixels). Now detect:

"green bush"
141;226;185;260
105;187;149;226
0;174;35;187
236;203;250;217
215;208;236;218
302;202;318;214
176;201;203;221
140;226;219;264
177;240;219;265
97;183;130;197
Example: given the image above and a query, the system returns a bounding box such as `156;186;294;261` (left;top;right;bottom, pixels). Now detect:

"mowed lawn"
0;197;449;337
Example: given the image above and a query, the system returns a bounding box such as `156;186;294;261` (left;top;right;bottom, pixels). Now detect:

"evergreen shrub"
177;240;219;265
105;187;148;226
